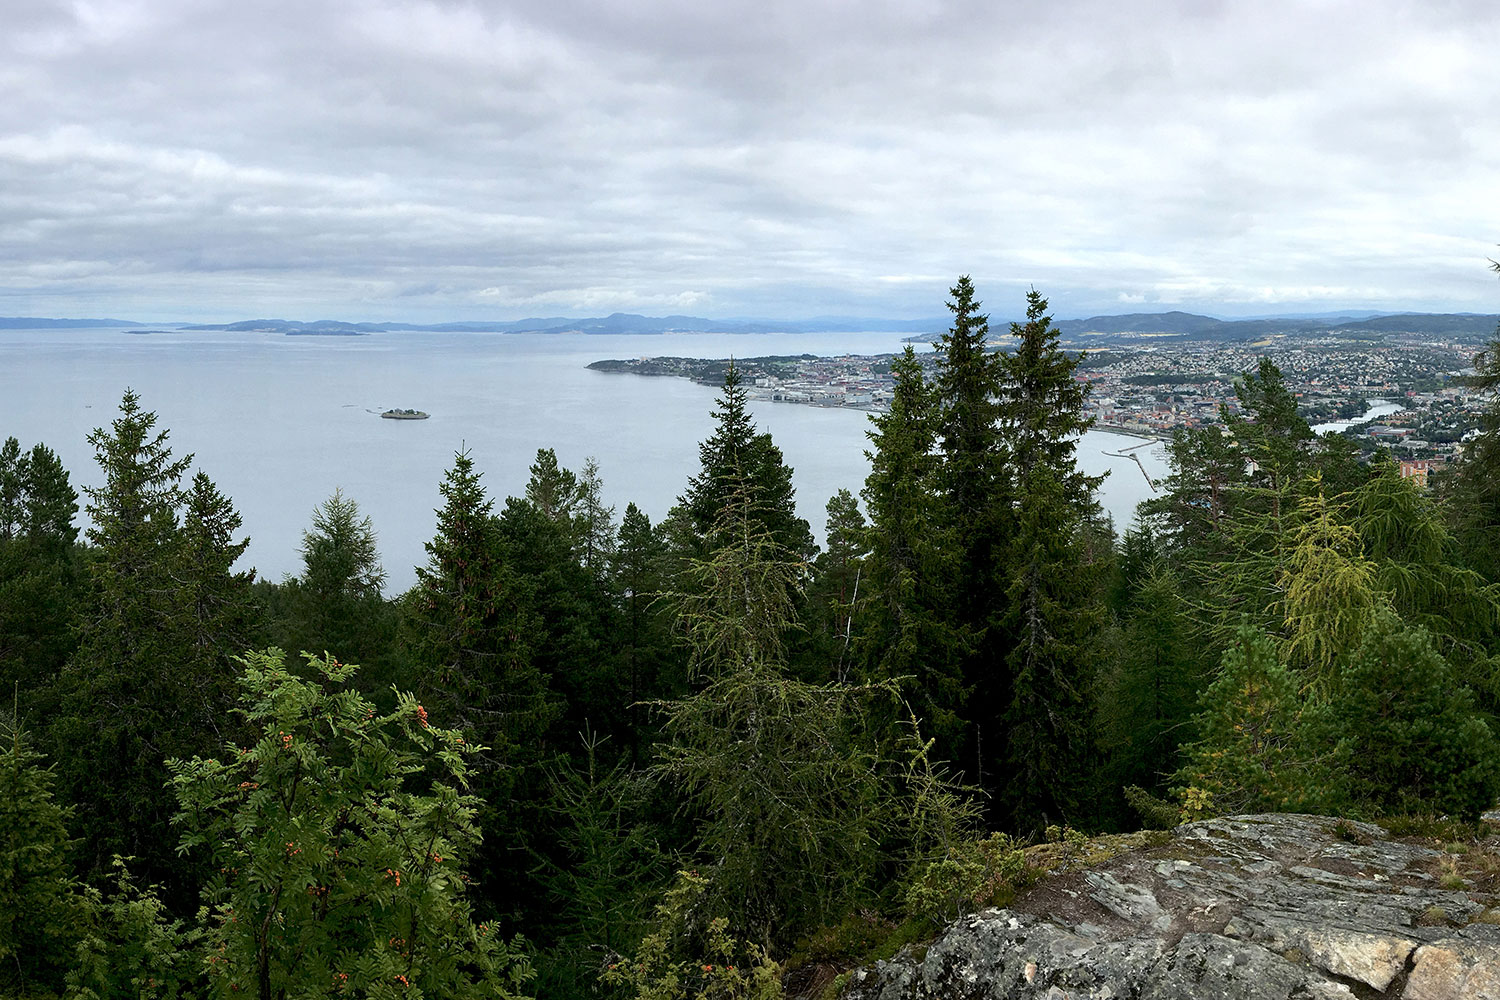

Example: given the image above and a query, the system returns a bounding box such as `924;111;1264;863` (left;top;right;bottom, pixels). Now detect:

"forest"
4;273;1500;999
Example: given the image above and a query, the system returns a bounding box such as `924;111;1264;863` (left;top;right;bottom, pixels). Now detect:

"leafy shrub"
169;649;532;1000
903;833;1027;926
602;870;783;1000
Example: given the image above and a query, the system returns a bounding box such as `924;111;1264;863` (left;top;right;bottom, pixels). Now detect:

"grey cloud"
1;0;1498;322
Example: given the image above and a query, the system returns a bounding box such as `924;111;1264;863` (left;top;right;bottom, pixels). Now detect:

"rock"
842;814;1500;1000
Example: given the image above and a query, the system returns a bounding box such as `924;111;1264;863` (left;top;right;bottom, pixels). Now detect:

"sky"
3;0;1499;324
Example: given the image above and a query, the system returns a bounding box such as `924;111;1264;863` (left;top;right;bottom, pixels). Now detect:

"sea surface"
1;328;1168;592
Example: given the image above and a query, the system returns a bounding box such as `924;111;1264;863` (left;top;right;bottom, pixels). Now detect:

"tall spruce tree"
407;451;553;750
678;362;814;561
51;390;212;893
0;440;82;697
805;489;869;682
860;347;968;753
931;277;1010;788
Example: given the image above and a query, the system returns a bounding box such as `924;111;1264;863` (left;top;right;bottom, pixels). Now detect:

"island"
381;408;429;420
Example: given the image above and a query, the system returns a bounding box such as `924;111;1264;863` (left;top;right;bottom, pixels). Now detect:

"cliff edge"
844;814;1500;1000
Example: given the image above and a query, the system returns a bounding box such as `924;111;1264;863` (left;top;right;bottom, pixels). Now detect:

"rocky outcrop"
844;814;1500;1000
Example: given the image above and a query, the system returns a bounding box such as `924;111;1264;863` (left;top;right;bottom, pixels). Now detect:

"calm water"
1;329;1166;591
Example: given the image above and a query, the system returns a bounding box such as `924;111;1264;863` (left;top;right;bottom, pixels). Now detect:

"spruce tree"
407;450;557;774
678;362;814;561
51;390;210;894
931;277;1010;788
861;347;969;752
805;489;869;682
0;440;81;697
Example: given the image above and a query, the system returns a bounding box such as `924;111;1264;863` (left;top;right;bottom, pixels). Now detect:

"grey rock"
841;814;1500;1000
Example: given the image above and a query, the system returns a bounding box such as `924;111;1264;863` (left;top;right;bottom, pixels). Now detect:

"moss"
865;918;931;965
1417;905;1450;927
817;972;850;1000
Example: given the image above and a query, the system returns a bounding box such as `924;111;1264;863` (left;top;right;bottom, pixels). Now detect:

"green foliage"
601;871;783;1000
299;487;385;601
657;488;891;945
0;722;90;996
1278;485;1379;688
1317;615;1500;822
1121;786;1180;831
52;390;240;896
804;489;868;682
407;450;553;749
859;346;968;755
1097;561;1206;808
1173;628;1319;819
531;739;668;998
653;664;888;946
67;860;202;1000
679;363;814;562
902;833;1025;927
169;649;532;1000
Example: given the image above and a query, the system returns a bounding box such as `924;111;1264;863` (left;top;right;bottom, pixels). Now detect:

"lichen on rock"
842;814;1500;1000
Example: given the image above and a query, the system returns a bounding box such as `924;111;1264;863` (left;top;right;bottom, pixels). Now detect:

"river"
0;328;1167;591
1311;398;1405;435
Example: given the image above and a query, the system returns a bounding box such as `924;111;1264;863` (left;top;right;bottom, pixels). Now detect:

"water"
1;328;1167;591
1311;399;1405;435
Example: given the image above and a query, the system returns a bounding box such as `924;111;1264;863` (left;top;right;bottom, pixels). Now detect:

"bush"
1318;616;1500;823
169;649;532;1000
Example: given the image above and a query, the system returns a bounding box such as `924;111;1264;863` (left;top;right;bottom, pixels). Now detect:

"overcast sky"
3;0;1499;323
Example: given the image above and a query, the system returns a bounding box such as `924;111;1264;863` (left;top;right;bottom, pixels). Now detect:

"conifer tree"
678;362;814;561
0;440;81;696
861;347;968;751
173;472;256;725
656;483;886;947
0;437;22;541
409;451;553;750
933;277;1007;619
0;722;89;996
930;277;1012;787
805;489;869;681
52;389;207;890
611;503;679;760
284;488;393;672
525;447;581;526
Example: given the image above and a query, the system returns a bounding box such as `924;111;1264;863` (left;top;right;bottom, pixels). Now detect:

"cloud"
2;0;1498;321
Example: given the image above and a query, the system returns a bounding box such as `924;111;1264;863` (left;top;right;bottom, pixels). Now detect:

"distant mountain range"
5;310;1497;340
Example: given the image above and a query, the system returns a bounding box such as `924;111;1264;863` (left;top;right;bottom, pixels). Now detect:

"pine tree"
525;447;581;526
0;440;81;697
656;484;887;947
285;488;393;671
408;451;553;750
860;347;969;752
0;437;22;541
678;362;814;561
0;721;89;996
575;456;616;577
999;464;1106;831
931;277;1012;788
805;489;869;682
611;503;679;761
52;389;206;891
19;443;79;548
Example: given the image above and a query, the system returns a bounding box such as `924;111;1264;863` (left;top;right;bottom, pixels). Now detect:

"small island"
381;408;429;420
